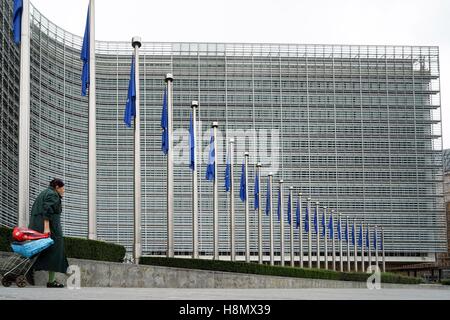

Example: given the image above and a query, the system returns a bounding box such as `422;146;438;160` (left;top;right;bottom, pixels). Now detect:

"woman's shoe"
47;280;64;288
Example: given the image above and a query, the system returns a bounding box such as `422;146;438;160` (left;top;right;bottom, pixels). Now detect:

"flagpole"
279;180;285;266
324;207;328;270
212;122;219;260
191;101;199;259
289;187;294;267
361;222;365;272
353;219;358;272
165;73;174;258
382;227;386;272
339;213;343;272
375;225;379;269
244;152;250;263
316;202;320;269
367;223;372;269
299;193;303;268
331;210;336;271
257;163;263;264
346;216;350;272
229;138;235;262
307;197;312;268
18;0;31;228
130;37;142;264
87;0;97;240
269;173;274;266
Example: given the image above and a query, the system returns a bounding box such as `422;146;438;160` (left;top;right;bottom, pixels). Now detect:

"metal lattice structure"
0;0;446;262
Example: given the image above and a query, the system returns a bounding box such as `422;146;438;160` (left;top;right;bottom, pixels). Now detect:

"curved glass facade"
0;0;446;260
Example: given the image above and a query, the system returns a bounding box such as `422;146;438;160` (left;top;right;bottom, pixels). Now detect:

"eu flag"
345;221;348;242
380;232;383;251
321;211;325;237
313;207;318;234
358;224;363;248
373;228;377;250
351;223;355;246
287;193;291;225
366;226;370;248
304;206;309;233
337;217;341;241
254;171;259;210
276;187;281;222
224;151;230;191
123;56;136;128
295;197;300;229
189;112;195;171
205;130;215;181
13;0;23;45
265;177;270;216
239;161;246;202
161;88;168;154
81;7;90;96
328;214;334;240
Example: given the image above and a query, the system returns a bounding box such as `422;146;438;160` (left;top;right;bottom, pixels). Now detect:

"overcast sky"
31;0;450;149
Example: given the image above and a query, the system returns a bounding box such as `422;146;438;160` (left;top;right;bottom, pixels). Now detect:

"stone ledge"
0;252;446;289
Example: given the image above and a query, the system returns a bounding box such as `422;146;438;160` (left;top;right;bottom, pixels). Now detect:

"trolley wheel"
16;275;27;288
1;276;12;287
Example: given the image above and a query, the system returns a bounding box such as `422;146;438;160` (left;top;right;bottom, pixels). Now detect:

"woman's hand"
44;219;51;234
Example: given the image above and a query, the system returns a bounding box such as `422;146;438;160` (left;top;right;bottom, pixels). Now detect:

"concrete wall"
1;252;442;289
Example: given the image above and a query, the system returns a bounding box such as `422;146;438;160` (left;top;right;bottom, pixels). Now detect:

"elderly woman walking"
28;178;69;288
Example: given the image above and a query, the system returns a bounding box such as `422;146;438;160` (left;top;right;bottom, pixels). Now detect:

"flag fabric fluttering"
287;192;291;225
13;0;23;45
277;187;281;222
205;130;215;181
313;206;318;234
321;210;326;237
254;171;259;210
373;228;377;250
351;223;355;246
304;205;309;233
189;112;195;171
123;56;136;128
161;88;168;154
366;226;370;248
224;148;230;191
345;220;349;242
265;177;270;216
358;224;363;248
239;161;246;202
328;214;334;240
337;216;341;241
80;6;90;96
295;196;300;229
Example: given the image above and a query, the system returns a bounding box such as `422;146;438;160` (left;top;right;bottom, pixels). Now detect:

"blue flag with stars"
239;161;246;202
345;220;348;242
337;216;341;241
366;226;370;248
80;6;90;96
277;187;281;222
295;196;300;229
13;0;23;45
161;88;169;154
287;193;291;225
351;223;355;246
313;206;318;234
265;177;270;216
304;205;309;233
328;214;334;240
205;130;215;181
358;224;363;248
254;171;259;210
189;112;195;171
123;56;136;127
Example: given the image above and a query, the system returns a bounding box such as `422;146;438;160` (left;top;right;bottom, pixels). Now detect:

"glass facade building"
0;0;447;262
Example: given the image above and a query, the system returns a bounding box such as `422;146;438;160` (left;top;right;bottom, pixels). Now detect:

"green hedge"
441;279;450;285
140;256;422;285
0;226;125;263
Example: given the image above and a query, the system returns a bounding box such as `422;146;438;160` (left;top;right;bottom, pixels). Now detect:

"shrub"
0;226;125;263
140;257;422;285
441;279;450;285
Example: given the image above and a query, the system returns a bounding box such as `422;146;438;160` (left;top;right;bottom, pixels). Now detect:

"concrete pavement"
1;287;449;300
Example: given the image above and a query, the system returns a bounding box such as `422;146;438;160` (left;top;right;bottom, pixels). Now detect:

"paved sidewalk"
1;287;449;300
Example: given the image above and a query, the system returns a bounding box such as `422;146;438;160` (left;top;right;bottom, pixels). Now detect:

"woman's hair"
49;178;65;189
